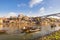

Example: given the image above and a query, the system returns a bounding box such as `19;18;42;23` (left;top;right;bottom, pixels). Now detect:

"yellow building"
0;18;3;30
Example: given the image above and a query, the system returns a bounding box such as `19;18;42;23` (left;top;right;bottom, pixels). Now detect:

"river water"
0;26;60;40
22;26;60;40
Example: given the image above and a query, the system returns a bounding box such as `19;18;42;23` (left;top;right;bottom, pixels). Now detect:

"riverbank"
0;30;60;40
37;30;60;40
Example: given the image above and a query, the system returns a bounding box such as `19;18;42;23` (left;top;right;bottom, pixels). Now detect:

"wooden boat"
22;29;40;33
21;27;40;33
0;30;6;34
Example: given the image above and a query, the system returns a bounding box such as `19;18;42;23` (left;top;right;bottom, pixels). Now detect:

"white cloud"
49;7;53;9
29;0;43;7
33;7;45;16
17;3;26;7
26;7;45;17
39;7;45;13
6;12;17;18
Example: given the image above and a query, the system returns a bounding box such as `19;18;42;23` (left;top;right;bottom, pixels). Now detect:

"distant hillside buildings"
0;14;60;33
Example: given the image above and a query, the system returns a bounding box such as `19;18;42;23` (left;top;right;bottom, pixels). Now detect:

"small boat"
24;29;40;33
0;30;6;34
21;27;40;33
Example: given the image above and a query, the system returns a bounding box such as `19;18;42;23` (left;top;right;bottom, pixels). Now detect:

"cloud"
17;3;26;7
26;7;45;17
39;7;45;13
29;0;43;7
33;7;45;16
6;12;17;18
49;6;53;9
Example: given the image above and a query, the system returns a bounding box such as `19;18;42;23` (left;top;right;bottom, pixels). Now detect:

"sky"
0;0;60;17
